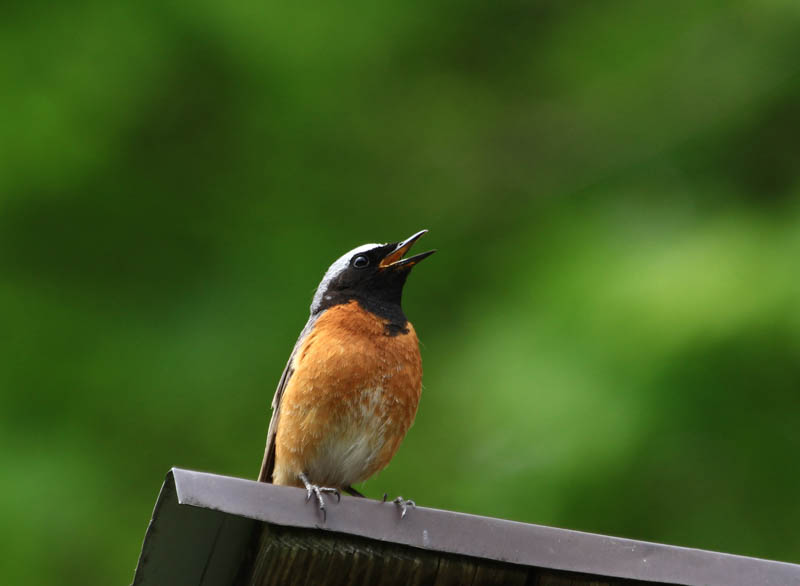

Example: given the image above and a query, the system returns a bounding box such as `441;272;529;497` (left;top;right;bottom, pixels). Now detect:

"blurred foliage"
2;1;800;584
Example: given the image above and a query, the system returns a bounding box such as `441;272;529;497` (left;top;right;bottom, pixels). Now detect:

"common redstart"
258;230;435;518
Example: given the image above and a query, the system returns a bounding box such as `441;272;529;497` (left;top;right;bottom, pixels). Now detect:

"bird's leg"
383;492;416;519
343;485;365;497
298;472;340;521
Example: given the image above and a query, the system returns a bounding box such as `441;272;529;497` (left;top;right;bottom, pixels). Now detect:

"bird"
257;229;435;519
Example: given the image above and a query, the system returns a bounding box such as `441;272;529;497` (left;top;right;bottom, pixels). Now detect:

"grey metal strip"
165;468;800;586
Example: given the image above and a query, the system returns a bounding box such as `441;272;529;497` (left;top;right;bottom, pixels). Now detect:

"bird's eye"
352;255;370;269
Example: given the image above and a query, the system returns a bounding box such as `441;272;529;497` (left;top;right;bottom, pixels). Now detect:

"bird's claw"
304;484;340;505
383;493;416;519
299;473;340;522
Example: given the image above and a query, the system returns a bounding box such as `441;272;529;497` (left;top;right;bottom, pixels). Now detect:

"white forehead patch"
310;243;382;314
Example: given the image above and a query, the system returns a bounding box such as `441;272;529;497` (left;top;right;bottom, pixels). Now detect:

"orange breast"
273;300;422;488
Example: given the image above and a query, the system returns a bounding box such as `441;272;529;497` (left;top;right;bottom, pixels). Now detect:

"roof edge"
164;468;800;586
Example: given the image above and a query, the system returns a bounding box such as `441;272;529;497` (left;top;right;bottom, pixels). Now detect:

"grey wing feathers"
257;315;318;483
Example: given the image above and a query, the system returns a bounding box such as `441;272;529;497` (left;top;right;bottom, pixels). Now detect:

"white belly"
305;387;391;487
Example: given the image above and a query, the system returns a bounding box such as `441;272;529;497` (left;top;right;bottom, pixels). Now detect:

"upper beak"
379;229;436;269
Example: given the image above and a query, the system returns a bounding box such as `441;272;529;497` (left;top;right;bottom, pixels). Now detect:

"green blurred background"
3;1;800;584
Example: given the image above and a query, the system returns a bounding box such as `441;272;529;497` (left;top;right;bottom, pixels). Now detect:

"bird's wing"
258;314;318;483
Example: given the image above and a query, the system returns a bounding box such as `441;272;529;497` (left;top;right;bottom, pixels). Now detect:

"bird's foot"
299;473;340;522
383;493;416;519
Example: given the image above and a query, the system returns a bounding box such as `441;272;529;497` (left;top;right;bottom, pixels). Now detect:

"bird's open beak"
379;229;436;269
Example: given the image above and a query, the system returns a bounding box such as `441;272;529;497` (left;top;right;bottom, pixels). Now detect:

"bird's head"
310;230;435;317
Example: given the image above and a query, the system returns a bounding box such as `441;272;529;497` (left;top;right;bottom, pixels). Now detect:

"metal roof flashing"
132;469;800;586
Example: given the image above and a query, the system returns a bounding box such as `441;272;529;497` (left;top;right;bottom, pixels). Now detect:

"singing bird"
258;230;435;518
